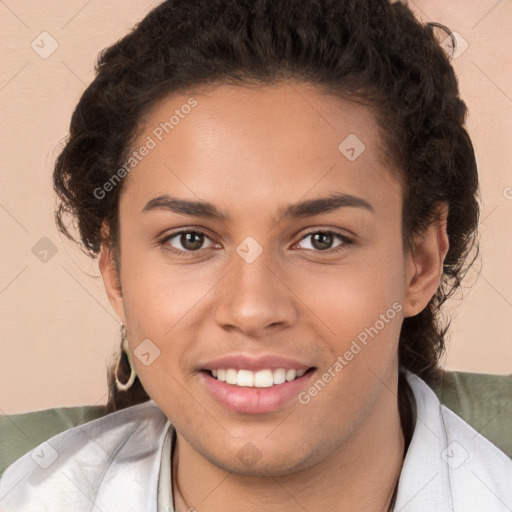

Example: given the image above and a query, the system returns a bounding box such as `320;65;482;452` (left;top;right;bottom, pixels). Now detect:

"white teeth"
254;369;274;387
273;368;286;385
209;368;308;387
237;369;254;387
285;369;297;381
226;369;237;385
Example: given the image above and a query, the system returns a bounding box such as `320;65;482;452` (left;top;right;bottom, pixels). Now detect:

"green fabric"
429;370;512;457
1;371;511;479
0;405;106;479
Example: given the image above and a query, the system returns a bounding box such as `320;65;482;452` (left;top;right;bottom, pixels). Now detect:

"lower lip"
200;370;315;414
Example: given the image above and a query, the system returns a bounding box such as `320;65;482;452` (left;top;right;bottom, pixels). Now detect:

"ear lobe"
402;203;450;318
98;240;126;324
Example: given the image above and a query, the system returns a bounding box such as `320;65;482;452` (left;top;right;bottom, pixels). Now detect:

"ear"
98;226;126;325
402;203;450;318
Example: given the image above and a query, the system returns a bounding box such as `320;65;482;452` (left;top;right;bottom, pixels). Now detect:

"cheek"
299;249;406;384
299;249;406;329
118;253;219;393
120;239;211;329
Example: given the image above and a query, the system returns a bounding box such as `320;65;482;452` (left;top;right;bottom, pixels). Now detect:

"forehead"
120;81;402;219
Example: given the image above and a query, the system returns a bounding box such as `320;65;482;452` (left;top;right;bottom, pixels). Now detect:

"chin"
204;442;323;478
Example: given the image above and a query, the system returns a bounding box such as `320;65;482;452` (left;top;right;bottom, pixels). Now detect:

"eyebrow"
142;192;375;222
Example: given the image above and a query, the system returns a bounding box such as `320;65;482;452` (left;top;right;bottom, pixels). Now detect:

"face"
100;81;446;476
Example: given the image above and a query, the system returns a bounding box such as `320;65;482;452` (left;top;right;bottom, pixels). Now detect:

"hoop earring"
115;323;137;392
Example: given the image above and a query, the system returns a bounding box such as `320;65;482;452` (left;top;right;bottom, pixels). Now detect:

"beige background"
0;0;511;415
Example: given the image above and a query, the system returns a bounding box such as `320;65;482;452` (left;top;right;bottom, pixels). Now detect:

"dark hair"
53;0;479;413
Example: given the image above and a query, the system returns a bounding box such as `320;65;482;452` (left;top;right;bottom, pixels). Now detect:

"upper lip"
200;353;313;372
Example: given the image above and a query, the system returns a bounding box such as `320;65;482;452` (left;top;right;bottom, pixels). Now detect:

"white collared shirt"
1;371;511;511
394;371;512;511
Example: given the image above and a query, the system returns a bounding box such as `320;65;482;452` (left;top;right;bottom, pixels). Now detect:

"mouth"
199;367;317;414
204;367;313;387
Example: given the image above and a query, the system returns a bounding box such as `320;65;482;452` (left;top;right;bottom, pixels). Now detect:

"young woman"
1;0;510;511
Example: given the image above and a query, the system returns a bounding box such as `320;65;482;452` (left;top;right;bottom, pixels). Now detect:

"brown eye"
161;230;216;255
296;230;353;253
310;232;334;251
177;232;205;251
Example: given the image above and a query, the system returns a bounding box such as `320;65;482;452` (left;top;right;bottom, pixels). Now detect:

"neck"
172;375;411;512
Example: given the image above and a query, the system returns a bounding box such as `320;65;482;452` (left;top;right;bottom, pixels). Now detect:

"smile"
201;367;316;414
209;368;307;387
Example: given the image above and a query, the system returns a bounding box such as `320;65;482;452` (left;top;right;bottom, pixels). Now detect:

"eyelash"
159;229;353;257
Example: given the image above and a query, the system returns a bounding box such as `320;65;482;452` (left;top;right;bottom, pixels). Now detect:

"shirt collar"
395;370;512;511
157;420;175;512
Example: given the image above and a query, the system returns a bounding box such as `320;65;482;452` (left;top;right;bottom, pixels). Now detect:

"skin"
99;80;449;512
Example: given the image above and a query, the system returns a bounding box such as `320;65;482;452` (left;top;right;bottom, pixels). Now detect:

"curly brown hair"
53;0;479;413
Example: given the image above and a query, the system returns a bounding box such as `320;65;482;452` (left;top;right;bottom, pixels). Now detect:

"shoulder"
430;370;512;456
0;400;170;512
397;371;512;512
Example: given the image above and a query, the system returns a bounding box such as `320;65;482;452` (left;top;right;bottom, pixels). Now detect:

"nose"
213;244;298;337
